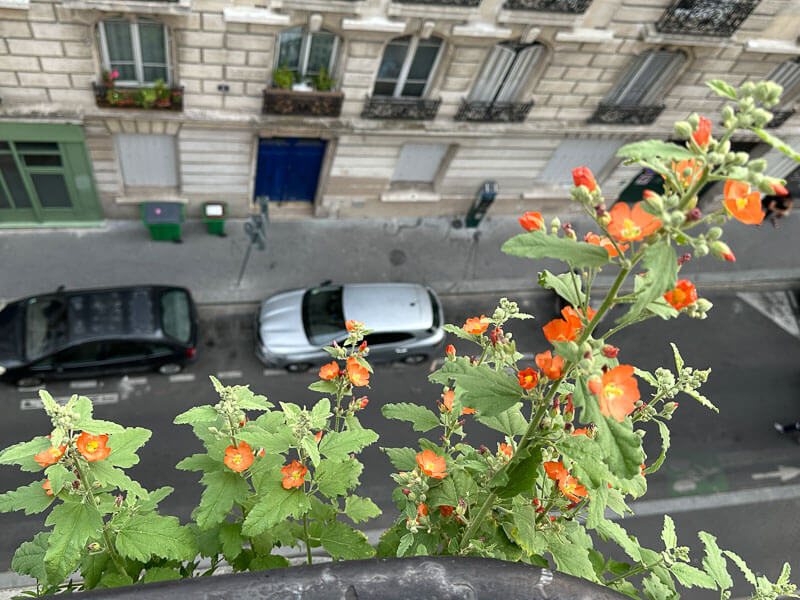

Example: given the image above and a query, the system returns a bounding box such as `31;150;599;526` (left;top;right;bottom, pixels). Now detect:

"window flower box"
92;82;184;111
262;88;344;117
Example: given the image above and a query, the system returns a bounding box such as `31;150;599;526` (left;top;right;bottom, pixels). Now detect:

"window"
160;289;192;344
99;20;170;86
302;286;346;346
115;134;178;187
538;139;625;186
469;43;545;104
391;143;450;184
54;342;105;366
602;50;686;106
363;332;414;346
277;27;339;81
374;36;443;98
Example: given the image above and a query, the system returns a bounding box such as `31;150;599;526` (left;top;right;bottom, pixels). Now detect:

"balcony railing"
655;0;759;36
454;100;534;122
262;88;343;117
766;109;795;128
392;0;481;5
502;0;592;12
361;96;441;120
92;83;184;111
588;103;665;125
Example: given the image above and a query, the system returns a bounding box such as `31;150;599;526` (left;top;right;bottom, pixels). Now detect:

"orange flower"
499;443;513;459
535;351;564;380
281;459;307;489
43;479;53;496
571;428;590;437
76;432;110;462
561;306;595;330
439;505;454;517
544;461;567;482
34;444;66;468
315;431;323;443
572;166;597;191
461;407;476;415
463;315;489;335
692;117;711;149
442;389;454;412
663;280;698;310
517;368;538;390
542;318;577;343
594;365;640;422
345;320;363;332
346;356;370;387
672;158;703;188
417;503;429;519
416;449;447;479
543;461;588;503
607;202;662;242
519;211;543;232
772;183;789;196
445;344;456;357
584;232;628;258
319;361;339;380
724;180;764;225
224;441;254;472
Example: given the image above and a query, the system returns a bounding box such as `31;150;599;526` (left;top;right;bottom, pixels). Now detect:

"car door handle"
395;348;408;354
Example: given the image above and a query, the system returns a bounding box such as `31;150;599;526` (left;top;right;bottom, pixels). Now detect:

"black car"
0;285;198;387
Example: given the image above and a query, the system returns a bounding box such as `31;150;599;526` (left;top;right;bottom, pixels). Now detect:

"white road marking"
737;291;800;338
16;385;45;393
752;465;800;483
21;392;119;411
69;379;98;389
262;368;286;376
168;373;196;383
122;376;148;385
216;370;243;379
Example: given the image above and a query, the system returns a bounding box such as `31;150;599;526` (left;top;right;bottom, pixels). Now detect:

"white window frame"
277;27;339;80
604;49;686;106
99;20;171;86
374;35;444;99
469;42;544;104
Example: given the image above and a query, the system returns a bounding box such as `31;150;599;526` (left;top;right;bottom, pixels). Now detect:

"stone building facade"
0;0;798;227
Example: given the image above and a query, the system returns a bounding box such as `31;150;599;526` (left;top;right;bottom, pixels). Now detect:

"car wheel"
401;354;428;365
286;362;312;373
16;376;43;387
158;363;183;375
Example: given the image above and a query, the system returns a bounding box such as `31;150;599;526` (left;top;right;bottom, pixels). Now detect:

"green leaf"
594;519;642;563
491;449;542;499
309;380;338;395
661;515;676;550
45;464;71;495
71;396;124;434
442;323;482;342
397;533;414;557
116;512;197;562
194;470;250;530
382;447;418;471
301;436;321;468
344;495;381;524
642;572;672;600
476;403;527;436
319;521;375;560
645;420;671;475
81;551;109;589
239;420;294;456
232;386;272;411
429;358;522;417
381;403;440;433
502;230;609;269
706;79;737;100
751;127;800;163
44;500;103;583
0;480;55;515
511;502;542;556
620;242;677;325
241;486;310;537
310;398;331;429
670;562;717;590
141;567;182;584
617;140;694;162
699;531;732;590
174;405;219;425
106;428;151;469
538;269;583;308
249;554;290;571
12;532;50;585
90;461;147;498
97;572;133;588
0;436;52;472
318;428;378;459
543;522;600;583
175;453;220;473
316;458;363;497
219;522;244;563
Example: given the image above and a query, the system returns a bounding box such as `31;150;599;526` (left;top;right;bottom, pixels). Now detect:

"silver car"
256;283;445;371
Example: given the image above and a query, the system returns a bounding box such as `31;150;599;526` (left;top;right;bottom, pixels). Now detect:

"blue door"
254;138;326;203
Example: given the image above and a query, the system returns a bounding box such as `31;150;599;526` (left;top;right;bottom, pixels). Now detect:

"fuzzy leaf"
106;427;151;468
512;503;542;556
45;464;71;495
249;554;290;571
319;521;375;560
242;486;310;537
219;522;244;563
381;403;440;433
80;551;109;589
382;447;418;471
643;572;672;600
142;567;182;584
318;428;378;459
194;470;250;530
316;458;363;497
44;500;103;583
310;398;331;429
71;396;124;434
594;519;642;563
670;562;717;590
619;242;677;325
706;80;737;100
175;453;220;473
617;140;694;162
116;512;198;562
239;420;294;456
174;405;219;425
646;420;671;475
543;522;600;583
661;515;677;550
430;358;522;417
699;531;732;590
503;230;610;269
442;323;482;342
491;449;542;499
232;386;272;411
476;403;527;437
538;269;583;308
345;495;382;524
301;436;321;468
0;436;52;472
0;481;55;515
397;533;414;557
11;532;50;585
309;380;338;395
90;461;147;498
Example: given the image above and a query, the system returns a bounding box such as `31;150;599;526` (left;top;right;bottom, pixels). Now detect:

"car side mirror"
319;279;332;287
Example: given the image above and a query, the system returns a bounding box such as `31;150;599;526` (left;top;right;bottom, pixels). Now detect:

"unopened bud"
643;190;663;212
359;340;368;353
677;253;692;266
695;242;709;258
752;108;772;128
748;159;767;173
478;445;488;455
598;213;611;227
564;422;573;432
710;240;736;262
706;227;722;241
402;488;410;497
602;345;619;359
722;105;735;122
359;397;369;409
550;217;561;234
594;203;607;218
685;207;702;222
674;121;693;139
552;397;560;412
663;402;679;417
734;152;749;166
446;344;456;358
87;542;101;552
533;498;540;507
535;506;546;514
540;417;552;429
687;113;700;129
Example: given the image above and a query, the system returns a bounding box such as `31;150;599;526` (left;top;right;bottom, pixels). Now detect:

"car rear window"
160;290;192;344
25;297;67;360
303;286;346;346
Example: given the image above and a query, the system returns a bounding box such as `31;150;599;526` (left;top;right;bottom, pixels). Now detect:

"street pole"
236;197;269;287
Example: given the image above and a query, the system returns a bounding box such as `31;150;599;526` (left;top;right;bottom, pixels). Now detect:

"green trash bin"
142;202;184;242
203;201;227;236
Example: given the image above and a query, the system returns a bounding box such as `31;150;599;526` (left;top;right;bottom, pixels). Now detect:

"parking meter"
466;181;498;228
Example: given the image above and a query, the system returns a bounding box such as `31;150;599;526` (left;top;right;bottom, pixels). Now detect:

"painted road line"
169;373;196;383
16;385;44;393
122;376;148;385
21;392;119;411
262;368;286;376
69;379;98;389
216;370;244;379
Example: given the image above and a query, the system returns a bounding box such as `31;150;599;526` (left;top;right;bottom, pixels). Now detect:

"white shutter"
116;134;178;187
391;143;449;183
768;60;800;108
495;44;543;103
606;50;684;106
468;45;516;103
538;139;625;186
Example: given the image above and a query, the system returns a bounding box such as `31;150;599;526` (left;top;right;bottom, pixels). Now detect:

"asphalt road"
1;289;798;597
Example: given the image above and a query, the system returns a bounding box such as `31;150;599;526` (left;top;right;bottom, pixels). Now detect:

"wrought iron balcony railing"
502;0;592;12
454;100;534;122
262;88;343;117
766;109;795;128
588;103;665;125
92;82;183;111
361;96;441;120
655;0;759;36
392;0;481;5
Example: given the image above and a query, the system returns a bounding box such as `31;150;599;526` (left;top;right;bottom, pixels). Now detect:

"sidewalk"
1;212;798;306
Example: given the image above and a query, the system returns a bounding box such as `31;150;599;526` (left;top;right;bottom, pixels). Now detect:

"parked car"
0;285;198;387
256;283;444;372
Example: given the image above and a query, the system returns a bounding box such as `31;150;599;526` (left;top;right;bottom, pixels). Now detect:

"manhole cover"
389;249;406;266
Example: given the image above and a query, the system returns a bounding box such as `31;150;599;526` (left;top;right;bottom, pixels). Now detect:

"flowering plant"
1;79;799;598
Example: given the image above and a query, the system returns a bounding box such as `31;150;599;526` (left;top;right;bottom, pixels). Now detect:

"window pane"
372;81;396;96
400;81;425;97
160;289;192;343
15;142;58;152
407;44;439;81
0;186;10;209
104;22;134;62
0;154;31;208
31;173;72;208
278;29;302;71
24;154;62;167
139;24;166;64
143;66;168;83
307;32;335;76
116;134;178;187
110;64;137;81
377;42;408;80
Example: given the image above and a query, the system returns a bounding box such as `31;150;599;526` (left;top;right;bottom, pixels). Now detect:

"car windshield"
160;289;192;344
302;286;346;346
25;297;67;360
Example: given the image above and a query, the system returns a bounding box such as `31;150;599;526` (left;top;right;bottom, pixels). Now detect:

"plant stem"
605;556;665;585
302;513;313;565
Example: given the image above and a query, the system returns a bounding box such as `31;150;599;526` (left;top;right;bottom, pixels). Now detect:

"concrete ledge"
342;16;406;33
555;27;615;44
745;38;800;55
222;6;290;26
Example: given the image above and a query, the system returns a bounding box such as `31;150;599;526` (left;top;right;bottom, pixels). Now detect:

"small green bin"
203;201;227;236
142;202;184;241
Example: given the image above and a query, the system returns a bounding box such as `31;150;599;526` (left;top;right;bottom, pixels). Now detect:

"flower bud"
733;152;749;166
550;217;561;234
87;542;101;552
752;108;772;128
359;340;368;353
663;402;679;418
722;105;735;122
677;253;692;266
695;242;709;258
757;178;778;195
707;152;723;165
598;212;611;227
685;207;702;222
359;397;369;409
594;203;607;218
643;190;663;212
706;227;722;241
718;140;730;155
446;344;456;359
540;417;552;429
710;240;735;262
564;422;573;432
602;344;619;358
748;158;767;173
687;113;700;128
674;121;693;139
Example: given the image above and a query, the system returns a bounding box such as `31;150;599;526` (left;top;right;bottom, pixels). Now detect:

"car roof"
341;283;434;333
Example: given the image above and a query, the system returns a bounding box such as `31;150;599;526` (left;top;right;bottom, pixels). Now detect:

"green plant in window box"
154;79;172;108
105;88;122;106
312;66;335;92
134;87;157;109
272;64;295;90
